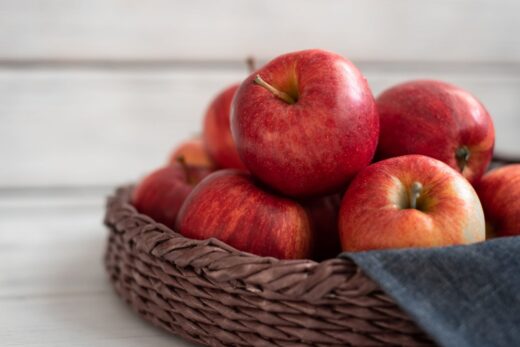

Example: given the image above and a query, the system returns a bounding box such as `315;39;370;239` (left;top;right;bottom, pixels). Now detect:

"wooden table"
1;1;519;346
0;187;195;346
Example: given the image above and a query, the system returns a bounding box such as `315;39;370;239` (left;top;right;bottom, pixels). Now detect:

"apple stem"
409;181;423;210
456;146;471;172
246;56;256;73
254;74;296;104
176;155;194;185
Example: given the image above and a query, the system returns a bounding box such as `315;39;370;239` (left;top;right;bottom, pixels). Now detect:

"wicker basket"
104;185;436;346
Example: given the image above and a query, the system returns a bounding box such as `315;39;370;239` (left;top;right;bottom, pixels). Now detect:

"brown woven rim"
104;186;435;346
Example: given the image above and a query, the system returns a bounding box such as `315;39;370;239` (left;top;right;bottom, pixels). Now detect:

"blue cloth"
340;237;520;347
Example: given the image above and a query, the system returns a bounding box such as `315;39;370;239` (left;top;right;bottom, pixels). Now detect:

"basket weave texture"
104;186;435;346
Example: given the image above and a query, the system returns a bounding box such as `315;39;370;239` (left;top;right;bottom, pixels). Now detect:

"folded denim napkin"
339;237;520;347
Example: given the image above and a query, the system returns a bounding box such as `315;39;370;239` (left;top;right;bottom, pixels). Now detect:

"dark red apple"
232;49;379;197
339;155;485;251
376;80;495;184
301;194;342;260
169;138;214;168
203;84;247;170
132;161;211;228
476;164;520;238
176;170;313;259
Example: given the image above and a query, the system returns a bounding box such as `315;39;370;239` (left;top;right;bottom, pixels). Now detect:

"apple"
476;164;520;238
203;84;247;170
376;80;495;184
339;155;485;251
231;49;379;197
300;194;342;260
176;170;313;259
169;138;214;168
132;161;211;228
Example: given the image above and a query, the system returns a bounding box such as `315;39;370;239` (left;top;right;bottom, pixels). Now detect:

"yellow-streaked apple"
176;169;313;259
339;155;485;251
169;138;214;168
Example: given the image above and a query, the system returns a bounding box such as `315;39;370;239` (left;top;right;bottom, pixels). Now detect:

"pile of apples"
132;49;520;261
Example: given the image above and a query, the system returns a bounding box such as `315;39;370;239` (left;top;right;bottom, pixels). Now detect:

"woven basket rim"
105;184;436;346
104;185;383;303
113;184;324;263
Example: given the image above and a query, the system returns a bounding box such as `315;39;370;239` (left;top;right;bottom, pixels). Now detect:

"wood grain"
1;66;519;187
0;0;519;62
0;192;196;346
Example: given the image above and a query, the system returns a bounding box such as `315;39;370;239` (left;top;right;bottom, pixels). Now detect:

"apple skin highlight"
339;155;485;252
232;49;379;198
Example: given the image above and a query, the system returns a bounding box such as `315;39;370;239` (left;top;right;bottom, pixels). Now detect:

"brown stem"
254;74;296;104
409;181;423;210
456;146;471;172
176;155;194;185
246;56;256;73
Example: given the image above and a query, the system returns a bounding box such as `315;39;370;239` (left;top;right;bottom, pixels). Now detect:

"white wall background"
1;0;519;188
1;2;519;347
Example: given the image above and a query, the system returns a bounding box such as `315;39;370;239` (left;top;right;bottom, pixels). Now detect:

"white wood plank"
2;295;194;347
0;67;246;187
0;199;196;346
1;66;519;187
0;204;106;298
0;0;519;62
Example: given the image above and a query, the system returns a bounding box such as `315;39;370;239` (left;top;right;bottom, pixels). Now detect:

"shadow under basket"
104;186;435;346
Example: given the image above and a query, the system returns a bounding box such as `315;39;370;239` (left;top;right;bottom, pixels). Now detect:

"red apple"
376;80;495;184
232;49;379;197
476;164;520;238
176;170;313;259
300;194;342;260
132;162;211;228
169;138;214;168
203;84;247;170
339;155;485;251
